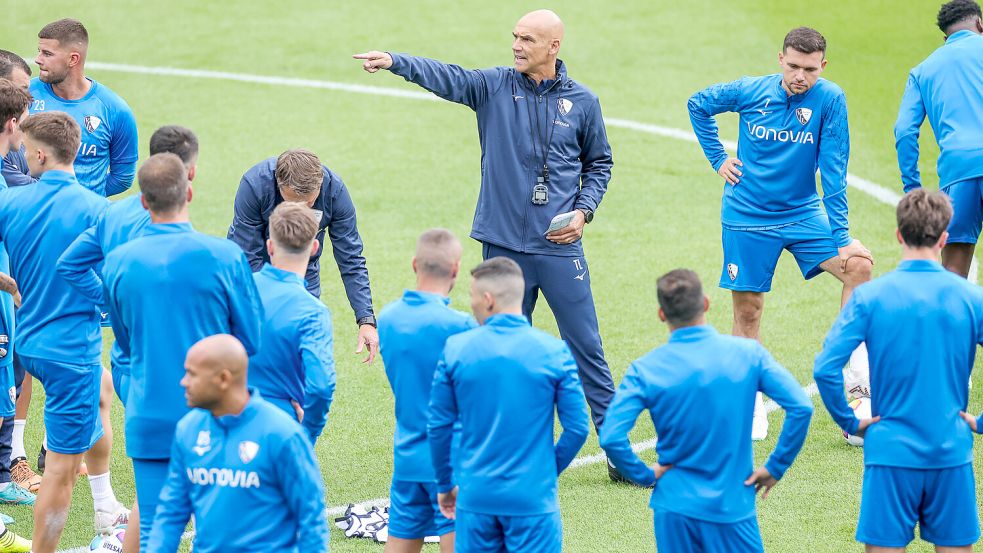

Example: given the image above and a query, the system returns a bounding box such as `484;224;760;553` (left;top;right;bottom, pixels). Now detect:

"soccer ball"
843;397;871;447
89;525;126;553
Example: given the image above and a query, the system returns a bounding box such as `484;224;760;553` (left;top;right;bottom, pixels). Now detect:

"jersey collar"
143;222;195;236
946;29;976;44
260;263;305;286
485;313;530;328
668;324;717;343
214;388;262;429
897;259;945;272
401;289;451;306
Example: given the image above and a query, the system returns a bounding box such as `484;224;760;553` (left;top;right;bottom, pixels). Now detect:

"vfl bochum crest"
727;263;739;281
239;441;260;464
558;98;573;116
83;115;102;133
795;108;812;125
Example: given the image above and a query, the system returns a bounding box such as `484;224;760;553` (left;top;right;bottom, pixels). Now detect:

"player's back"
906;30;983;177
641;326;767;522
853;260;983;468
99;194;151;252
440;313;578;515
105;223;260;459
378;290;475;482
0;170;106;362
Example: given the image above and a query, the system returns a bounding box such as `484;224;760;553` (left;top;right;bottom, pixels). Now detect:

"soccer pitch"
4;0;978;551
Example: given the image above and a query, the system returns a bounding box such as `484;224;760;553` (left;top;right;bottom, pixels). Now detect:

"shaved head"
415;229;462;279
512;10;565;81
187;334;248;377
516;9;565;41
469;257;525;324
183;334;249;411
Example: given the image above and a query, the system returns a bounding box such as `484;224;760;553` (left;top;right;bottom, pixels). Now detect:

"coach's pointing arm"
354;51;497;110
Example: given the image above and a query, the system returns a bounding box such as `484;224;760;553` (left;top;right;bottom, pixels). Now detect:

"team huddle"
0;1;980;552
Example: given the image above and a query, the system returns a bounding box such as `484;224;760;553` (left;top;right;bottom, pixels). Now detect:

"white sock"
88;472;119;512
42;434;47;451
845;342;871;398
10;420;25;460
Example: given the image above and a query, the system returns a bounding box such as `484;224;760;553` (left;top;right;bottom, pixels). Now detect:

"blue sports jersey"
249;264;335;443
0;147;35;187
28;78;138;197
599;325;812;523
148;389;329;553
57;194;151;379
429;313;589;516
0;170;107;363
104;222;263;459
815;260;983;468
895;30;983;191
0;167;14;416
379;289;476;483
688;75;852;247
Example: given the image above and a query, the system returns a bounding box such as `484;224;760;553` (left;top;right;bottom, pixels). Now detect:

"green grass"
0;0;974;550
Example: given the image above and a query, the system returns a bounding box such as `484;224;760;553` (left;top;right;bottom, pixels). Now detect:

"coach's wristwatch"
357;315;377;328
577;208;594;224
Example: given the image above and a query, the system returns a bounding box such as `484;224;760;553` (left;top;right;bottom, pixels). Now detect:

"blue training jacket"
379;289;476;483
0;147;35;187
29;78;138;197
104;222;263;459
688;75;852;247
0;170;107;363
57;194;151;378
388;55;613;257
148;389;329;553
815;259;983;468
599;325;812;523
249;264;336;443
428;313;589;516
227;158;373;321
0;167;15;417
895;30;983;191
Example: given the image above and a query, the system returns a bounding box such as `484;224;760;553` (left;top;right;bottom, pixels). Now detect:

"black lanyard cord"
525;80;558;179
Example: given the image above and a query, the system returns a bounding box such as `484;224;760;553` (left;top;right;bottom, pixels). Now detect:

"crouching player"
428;257;589;552
600;269;812;552
248;202;335;444
815;189;982;552
148;335;329;552
378;229;476;552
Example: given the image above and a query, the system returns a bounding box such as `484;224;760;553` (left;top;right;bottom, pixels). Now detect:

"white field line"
48;60;957;551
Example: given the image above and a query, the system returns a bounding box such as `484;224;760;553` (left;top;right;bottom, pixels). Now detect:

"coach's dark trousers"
483;243;615;430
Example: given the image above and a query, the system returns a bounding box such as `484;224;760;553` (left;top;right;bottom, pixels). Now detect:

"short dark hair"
20;112;79;164
656;269;705;326
783;27;827;56
471;256;524;307
0;51;30;80
138;153;189;215
897;189;953;248
149;125;199;165
38;19;89;48
0;80;31;130
269;202;319;254
937;0;982;33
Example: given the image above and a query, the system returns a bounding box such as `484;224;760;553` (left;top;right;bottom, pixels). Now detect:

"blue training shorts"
455;509;562;553
942;177;983;244
20;355;103;454
857;464;980;548
388;480;454;539
654;510;764;553
0;362;14;419
720;215;838;293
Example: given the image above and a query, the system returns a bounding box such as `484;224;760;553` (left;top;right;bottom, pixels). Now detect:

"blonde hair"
269;202;319;254
275;149;323;197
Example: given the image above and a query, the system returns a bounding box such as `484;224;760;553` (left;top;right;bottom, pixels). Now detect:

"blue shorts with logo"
942;177;983;244
20;355;103;454
654;510;763;553
0;362;14;418
720;215;838;293
857;464;980;548
388;480;454;539
455;509;562;553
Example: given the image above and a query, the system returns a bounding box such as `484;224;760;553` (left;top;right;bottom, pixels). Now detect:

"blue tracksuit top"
815;259;983;468
379;289;476;483
0;166;12;367
599;325;812;523
428;313;590;516
388;55;613;257
148;389;329;553
688;74;852;247
249;264;335;443
1;147;36;187
57;193;150;377
29;78;138;197
104;222;263;459
227;158;373;320
0;170;107;363
895;30;983;191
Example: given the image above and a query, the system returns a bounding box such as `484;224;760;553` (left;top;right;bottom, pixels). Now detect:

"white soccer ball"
843;398;871;447
89;525;125;552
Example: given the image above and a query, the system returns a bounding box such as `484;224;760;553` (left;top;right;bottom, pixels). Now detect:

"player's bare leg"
941;242;975;279
440;532;454;552
731;291;768;439
86;368;128;534
10;374;40;493
31;451;83;553
385;537;424;553
122;502;139;552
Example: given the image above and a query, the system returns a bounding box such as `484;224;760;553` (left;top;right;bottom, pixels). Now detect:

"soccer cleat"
9;458;40;494
0;528;30;552
606;459;652;488
94;501;130;535
0;484;34;506
843;396;871;447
